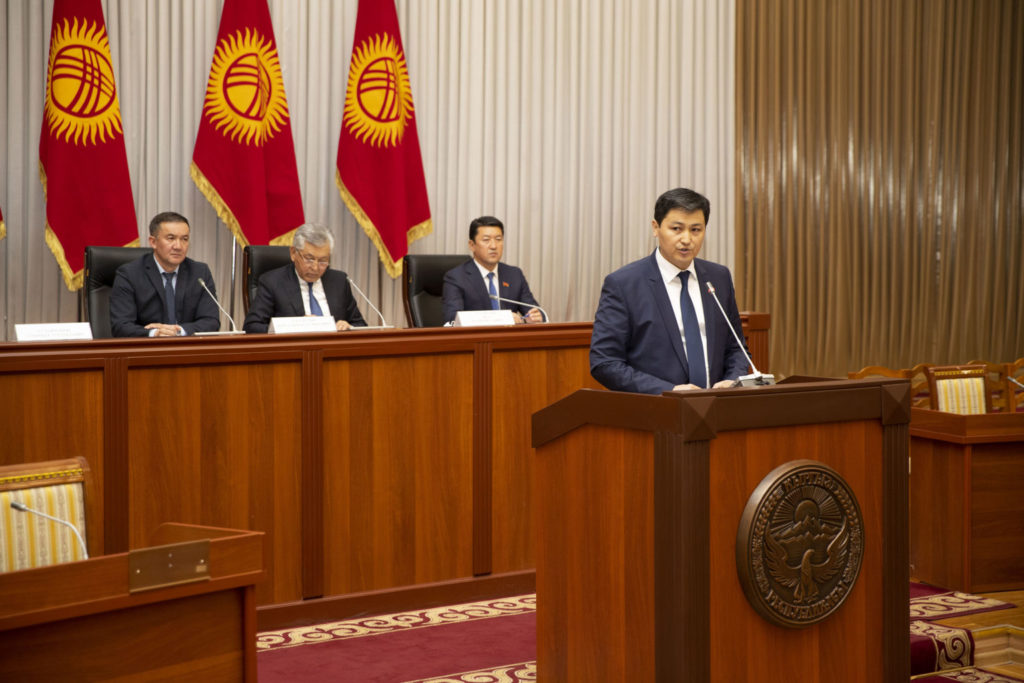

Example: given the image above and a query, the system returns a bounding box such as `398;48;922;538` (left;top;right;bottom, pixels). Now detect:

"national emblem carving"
735;460;865;628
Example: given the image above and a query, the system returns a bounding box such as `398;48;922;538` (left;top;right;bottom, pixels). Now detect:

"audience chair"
924;364;991;414
0;457;98;572
242;245;292;314
83;246;153;338
967;359;1010;412
401;254;467;327
848;363;933;408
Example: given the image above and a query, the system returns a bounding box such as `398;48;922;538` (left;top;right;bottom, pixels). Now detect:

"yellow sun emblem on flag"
343;33;415;148
44;18;124;145
203;28;289;146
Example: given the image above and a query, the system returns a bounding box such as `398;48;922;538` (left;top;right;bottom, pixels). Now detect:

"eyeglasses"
299;253;330;267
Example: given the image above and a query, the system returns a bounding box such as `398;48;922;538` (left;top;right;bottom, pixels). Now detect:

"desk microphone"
1009;376;1024;391
347;277;393;328
488;295;549;323
196;278;245;335
704;281;775;386
10;501;89;559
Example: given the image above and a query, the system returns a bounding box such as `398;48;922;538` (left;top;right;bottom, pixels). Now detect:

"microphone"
10;500;89;559
347;276;393;328
196;278;245;335
704;281;775;386
1009;376;1024;391
488;294;549;323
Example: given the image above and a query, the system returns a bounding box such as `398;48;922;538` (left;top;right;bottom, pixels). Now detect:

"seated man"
441;216;543;324
590;188;749;394
110;211;220;337
243;223;367;333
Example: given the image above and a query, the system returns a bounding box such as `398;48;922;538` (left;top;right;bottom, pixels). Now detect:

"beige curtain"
0;0;737;338
736;0;1024;378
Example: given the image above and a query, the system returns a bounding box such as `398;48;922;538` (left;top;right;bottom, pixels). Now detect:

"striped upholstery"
0;463;89;572
929;366;989;415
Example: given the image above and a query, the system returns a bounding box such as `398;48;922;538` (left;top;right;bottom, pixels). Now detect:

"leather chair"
83;246;153;338
242;245;292;314
924;364;991;414
0;457;97;572
402;254;467;327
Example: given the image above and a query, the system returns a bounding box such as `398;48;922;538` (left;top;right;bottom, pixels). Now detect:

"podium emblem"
735;460;864;628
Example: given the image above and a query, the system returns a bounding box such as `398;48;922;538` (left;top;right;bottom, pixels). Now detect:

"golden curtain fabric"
736;0;1023;378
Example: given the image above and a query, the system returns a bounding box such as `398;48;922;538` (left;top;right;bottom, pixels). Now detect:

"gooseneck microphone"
196;278;244;334
10;501;89;559
704;281;775;386
346;277;393;328
488;294;549;323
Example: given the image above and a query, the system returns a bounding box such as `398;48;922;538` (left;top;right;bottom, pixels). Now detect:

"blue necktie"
308;282;324;316
162;272;176;325
487;272;499;310
679;271;707;388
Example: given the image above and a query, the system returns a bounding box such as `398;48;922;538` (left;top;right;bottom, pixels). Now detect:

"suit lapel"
174;260;189;318
143;256;170;320
693;260;718;380
467;260;493;309
286;268;306;316
645;253;688;371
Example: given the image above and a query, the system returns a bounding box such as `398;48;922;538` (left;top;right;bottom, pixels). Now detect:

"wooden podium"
532;379;910;682
0;523;264;681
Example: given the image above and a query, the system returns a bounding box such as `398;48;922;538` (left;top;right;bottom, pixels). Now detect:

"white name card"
268;316;337;334
453;310;516;327
15;322;94;342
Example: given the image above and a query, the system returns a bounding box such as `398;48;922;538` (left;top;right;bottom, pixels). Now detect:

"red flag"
337;0;432;278
39;0;137;291
191;0;304;247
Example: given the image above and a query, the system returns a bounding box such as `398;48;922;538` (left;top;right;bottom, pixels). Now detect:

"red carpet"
258;595;536;682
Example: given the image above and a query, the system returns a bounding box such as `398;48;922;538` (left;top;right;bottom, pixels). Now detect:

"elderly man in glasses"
243;223;367;333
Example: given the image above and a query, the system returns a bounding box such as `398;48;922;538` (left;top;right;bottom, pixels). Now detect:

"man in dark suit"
590;188;749;394
110;211;220;337
442;216;543;324
243;223;367;333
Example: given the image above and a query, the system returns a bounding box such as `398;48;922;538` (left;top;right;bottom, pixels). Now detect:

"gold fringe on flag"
336;171;432;279
192;162;298;248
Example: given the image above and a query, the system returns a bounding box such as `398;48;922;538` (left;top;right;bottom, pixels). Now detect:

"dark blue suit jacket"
242;265;367;333
441;259;539;323
110;254;220;337
590;252;749;394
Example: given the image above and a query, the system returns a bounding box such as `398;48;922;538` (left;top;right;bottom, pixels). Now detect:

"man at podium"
590;187;748;394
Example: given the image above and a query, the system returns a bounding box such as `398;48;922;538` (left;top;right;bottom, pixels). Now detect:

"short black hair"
653;188;710;225
148;211;190;237
469;216;504;241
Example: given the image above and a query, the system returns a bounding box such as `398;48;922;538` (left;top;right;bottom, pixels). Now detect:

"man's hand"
671;383;703;391
335;320;352;331
145;323;182;337
523;307;544;323
712;380;736;388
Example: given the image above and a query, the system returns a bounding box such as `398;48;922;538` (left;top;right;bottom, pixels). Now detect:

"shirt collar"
654;248;696;285
153;255;178;276
473;259;499;281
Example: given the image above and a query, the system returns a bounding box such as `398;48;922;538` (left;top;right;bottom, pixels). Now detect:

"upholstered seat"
242;245;292;314
401;254;467;327
924;364;990;414
0;457;96;572
83;246;153;338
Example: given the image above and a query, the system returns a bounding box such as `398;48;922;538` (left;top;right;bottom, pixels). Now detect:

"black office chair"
402;254;468;327
242;245;292;314
83;246;153;338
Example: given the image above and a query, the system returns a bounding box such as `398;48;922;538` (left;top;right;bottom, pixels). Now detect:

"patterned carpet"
258;595;536;682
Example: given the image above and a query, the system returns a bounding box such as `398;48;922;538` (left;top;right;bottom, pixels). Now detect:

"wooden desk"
910;408;1024;592
0;523;263;681
0;317;768;628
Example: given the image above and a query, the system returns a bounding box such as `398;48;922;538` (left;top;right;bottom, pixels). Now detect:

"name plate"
453;310;517;327
268;316;337;334
15;322;93;342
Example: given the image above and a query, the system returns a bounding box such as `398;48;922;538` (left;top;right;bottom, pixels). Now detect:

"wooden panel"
0;589;246;681
707;421;888;683
126;362;302;605
909;438;969;588
0;370;104;518
970;443;1024;591
491;346;600;573
535;425;655;681
321;353;475;595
